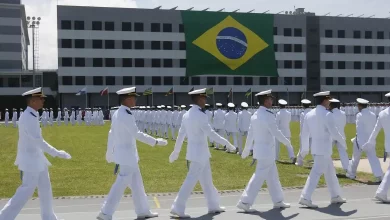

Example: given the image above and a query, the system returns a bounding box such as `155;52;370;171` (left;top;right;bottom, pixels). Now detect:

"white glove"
156;138;168;146
57;150;71;159
241;149;250;159
169;151;180;163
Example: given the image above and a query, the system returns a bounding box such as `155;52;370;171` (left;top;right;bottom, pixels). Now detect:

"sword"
355;134;360;151
186;160;191;170
384;152;387;162
114;164;119;175
20;171;23;181
250;159;257;166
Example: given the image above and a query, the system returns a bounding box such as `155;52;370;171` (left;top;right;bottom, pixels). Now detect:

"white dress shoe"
298;198;318;208
273;201;291;208
375;193;390;203
97;212;112;220
331;196;347;204
170;209;191;218
236;201;256;212
137;211;158;219
208;206;226;213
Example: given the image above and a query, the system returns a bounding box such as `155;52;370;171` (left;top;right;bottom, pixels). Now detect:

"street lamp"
26;16;41;87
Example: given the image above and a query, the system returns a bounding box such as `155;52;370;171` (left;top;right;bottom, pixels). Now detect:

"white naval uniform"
171;110;179;140
77;111;82;125
56;110;61;126
212;109;226;148
171;105;233;214
275;109;294;160
102;105;158;217
49;110;54;125
0;107;66;220
64;111;69;126
12;111;17;127
237;109;251;154
300;105;345;201
331;108;349;171
239;106;292;206
4;111;9;127
297;108;312;164
70;111;76;126
166;111;173;139
348;108;383;178
224;110;238;151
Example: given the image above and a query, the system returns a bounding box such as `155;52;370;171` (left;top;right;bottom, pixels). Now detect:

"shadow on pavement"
239;208;299;220
300;203;357;217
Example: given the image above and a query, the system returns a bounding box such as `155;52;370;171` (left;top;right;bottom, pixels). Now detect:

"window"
270;77;278;85
135;76;144;85
337;30;345;38
134;22;144;31
365;62;373;70
151;59;161;67
75;58;85;67
152;76;161;85
378;62;385;70
151;23;160;32
338;77;346;85
134;59;144;67
163;59;173;67
353;30;361;39
378;77;385;85
180;77;189;85
365;77;373;85
93;76;103;85
93;40;103;49
233;77;242;85
179;42;186;50
163;41;172;50
377;46;385;54
74;21;84;30
151;41;161;50
259;77;268;85
283;28;292;36
295;77;303;85
354;46;361;54
284;60;292;69
354;77;361;85
163;23;172;32
325;61;333;69
274;44;278;52
122;58;132;67
294;44;303;52
179;59;186;68
105;58;115;67
218;77;227;85
338;61;346;69
61;20;71;30
164;76;173;85
244;77;253;85
294;28;302;37
325;30;332;38
354;61;361;69
325;77;333;85
93;58;103;67
105;22;114;31
191;77;200;85
122;22;132;31
377;31;384;39
92;21;102;30
338;45;346;53
75;39;85;48
62;58;72;67
62;76;72;85
122;40;132;49
105;40;115;49
106;76;115;85
284;44;292;52
284;77;292;85
207;77;216;85
179;24;184;33
294;61;303;69
75;76;85;85
123;76;132;85
134;41;144;49
365;31;372;39
325;45;333;53
365;46;372;54
61;39;72;48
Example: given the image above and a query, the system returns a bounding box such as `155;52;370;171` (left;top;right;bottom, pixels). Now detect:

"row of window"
325;77;387;86
324;61;390;70
324;29;390;39
324;45;389;54
60;39;186;50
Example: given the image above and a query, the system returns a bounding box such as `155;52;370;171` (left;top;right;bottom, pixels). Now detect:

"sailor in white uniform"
296;99;312;166
225;103;238;153
275;99;296;163
212;103;226;150
237;102;252;155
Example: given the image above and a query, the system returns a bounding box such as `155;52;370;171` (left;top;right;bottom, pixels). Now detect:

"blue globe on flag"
216;27;248;59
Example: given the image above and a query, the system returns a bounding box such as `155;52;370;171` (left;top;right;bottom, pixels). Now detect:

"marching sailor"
296;99;312;166
225;103;238;153
275;99;296;163
237;102;251;155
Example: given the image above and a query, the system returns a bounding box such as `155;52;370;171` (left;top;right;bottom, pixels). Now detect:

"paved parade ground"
2;185;389;220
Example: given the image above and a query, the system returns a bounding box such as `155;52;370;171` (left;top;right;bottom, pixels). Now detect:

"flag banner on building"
189;87;194;92
227;88;232;98
165;87;173;96
206;87;214;95
76;87;87;96
245;88;252;98
143;87;153;96
100;87;108;96
181;11;277;77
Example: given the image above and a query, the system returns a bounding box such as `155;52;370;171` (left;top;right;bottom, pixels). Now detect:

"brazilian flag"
182;11;277;76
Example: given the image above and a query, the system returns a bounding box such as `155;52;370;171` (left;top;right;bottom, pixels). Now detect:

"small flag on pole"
76;87;87;96
245;88;252;98
165;87;173;96
100;87;108;96
227;88;232;98
143;87;153;96
189;87;194;92
206;87;214;95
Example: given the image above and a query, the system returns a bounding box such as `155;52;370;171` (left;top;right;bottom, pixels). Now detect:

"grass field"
0;122;384;198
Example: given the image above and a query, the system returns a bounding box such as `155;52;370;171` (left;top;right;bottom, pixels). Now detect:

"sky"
21;0;390;70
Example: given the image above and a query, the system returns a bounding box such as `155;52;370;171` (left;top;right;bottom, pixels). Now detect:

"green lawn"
0;122;384;198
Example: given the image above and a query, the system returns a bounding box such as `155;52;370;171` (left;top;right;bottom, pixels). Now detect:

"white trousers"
0;167;57;220
56;118;61;126
275;137;295;160
349;140;383;178
214;129;226;148
172;160;220;213
4;120;8;127
101;164;150;216
301;155;341;200
64;118;69;126
333;140;349;171
240;158;284;205
237;131;247;154
164;124;169;138
171;125;176;140
297;137;311;164
12;119;17;127
377;160;390;196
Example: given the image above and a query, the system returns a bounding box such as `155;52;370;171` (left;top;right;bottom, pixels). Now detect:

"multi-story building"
53;6;389;107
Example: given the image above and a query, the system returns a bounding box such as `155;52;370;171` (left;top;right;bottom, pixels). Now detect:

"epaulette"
125;109;132;115
199;108;206;114
30;112;36;117
266;110;274;114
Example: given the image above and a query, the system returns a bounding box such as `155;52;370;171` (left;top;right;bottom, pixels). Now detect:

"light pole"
27;16;41;87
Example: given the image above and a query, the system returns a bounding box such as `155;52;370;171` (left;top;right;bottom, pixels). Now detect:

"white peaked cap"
189;104;193;107
385;92;390;97
301;99;311;104
22;87;46;97
216;103;222;106
278;99;288;105
167;106;171;109
313;91;330;97
157;106;161;109
205;104;210;106
228;103;235;108
188;88;208;96
255;89;272;96
356;98;369;104
116;87;139;96
181;105;186;108
329;98;340;103
160;105;165;108
241;102;248;108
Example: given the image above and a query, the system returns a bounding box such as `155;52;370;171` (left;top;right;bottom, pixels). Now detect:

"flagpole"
107;87;109;110
251;88;253;107
151;87;154;106
172;86;174;107
85;87;88;108
232;87;234;103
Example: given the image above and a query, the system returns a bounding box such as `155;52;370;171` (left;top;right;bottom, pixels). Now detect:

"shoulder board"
266;110;274;114
29;112;36;117
125;109;132;115
199;108;206;114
